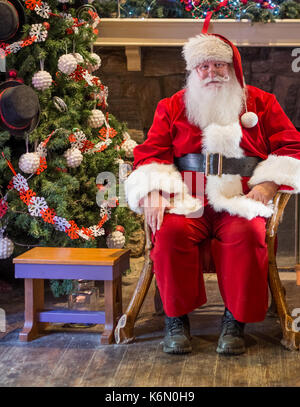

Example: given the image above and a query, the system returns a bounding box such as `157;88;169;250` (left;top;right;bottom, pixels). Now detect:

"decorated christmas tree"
0;0;141;295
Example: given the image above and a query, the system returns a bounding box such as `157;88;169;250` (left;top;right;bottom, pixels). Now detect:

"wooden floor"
1;258;300;387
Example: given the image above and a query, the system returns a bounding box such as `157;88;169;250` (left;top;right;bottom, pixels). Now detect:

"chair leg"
268;263;300;351
115;253;154;344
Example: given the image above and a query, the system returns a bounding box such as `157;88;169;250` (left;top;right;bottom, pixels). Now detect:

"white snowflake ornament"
72;130;87;149
53;216;71;232
88;226;105;237
106;231;125;249
32;70;52;91
64;148;83;168
58;54;77;75
28;196;48;217
122;138;137;159
35;3;52;19
12;174;29;192
19;153;40;174
87;109;105;128
30;24;48;42
0;237;14;259
86;53;101;73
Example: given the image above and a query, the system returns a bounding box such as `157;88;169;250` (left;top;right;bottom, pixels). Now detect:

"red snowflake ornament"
0;199;8;218
40;208;56;224
19;189;36;206
66;220;79;239
35;157;47;175
25;0;42;10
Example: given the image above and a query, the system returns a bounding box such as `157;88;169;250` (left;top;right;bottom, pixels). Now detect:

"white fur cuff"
124;162;202;215
249;155;300;193
206;174;274;220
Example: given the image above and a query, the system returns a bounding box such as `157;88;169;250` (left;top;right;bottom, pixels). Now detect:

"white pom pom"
87;109;105;128
122;138;137;158
32;70;52;91
86;53;101;73
64;148;83;168
19;153;40;174
72;53;84;64
106;231;125;249
241;112;258;128
58;54;77;75
0;237;14;259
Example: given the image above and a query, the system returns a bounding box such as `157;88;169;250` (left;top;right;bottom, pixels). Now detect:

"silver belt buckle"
205;153;223;177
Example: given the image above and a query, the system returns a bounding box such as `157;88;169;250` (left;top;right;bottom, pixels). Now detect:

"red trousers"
151;205;269;323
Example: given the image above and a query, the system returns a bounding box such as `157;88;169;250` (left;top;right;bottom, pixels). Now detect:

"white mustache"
201;75;230;85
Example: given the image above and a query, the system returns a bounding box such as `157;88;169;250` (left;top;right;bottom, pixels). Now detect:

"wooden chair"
115;192;300;351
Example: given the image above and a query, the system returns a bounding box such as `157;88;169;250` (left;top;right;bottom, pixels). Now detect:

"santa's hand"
246;181;279;205
139;190;173;234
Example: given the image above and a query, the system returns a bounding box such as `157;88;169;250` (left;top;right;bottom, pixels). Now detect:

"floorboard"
0;261;300;387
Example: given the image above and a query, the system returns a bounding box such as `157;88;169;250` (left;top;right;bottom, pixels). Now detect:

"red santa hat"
183;33;244;88
182;33;258;128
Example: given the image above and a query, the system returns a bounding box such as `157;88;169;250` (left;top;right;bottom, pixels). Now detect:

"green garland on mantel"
95;0;300;22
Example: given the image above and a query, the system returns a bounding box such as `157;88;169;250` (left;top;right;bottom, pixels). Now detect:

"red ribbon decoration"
202;0;229;33
2;152;17;176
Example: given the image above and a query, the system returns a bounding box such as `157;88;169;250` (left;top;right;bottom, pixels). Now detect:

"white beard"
184;67;244;129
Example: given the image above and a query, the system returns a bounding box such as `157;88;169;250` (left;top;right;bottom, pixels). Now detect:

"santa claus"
125;33;300;355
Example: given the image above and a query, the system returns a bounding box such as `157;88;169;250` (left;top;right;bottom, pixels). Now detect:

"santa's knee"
154;214;190;251
223;218;266;247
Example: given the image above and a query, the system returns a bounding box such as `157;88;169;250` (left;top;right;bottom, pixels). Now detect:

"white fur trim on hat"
249;155;300;193
183;34;233;71
124;162;202;216
206;174;274;220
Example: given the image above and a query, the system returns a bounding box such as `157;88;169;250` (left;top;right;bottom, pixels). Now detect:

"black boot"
163;314;192;354
216;308;246;355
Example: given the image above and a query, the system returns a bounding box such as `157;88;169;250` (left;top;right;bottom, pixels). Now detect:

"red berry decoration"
8;69;17;78
43;22;50;30
115;225;125;234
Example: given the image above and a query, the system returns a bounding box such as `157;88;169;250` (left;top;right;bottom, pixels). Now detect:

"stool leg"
101;279;119;344
19;278;45;342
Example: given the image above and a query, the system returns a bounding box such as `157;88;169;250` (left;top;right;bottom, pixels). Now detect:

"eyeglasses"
197;62;228;72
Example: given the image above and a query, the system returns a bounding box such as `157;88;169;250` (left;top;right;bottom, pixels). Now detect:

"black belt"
174;153;261;177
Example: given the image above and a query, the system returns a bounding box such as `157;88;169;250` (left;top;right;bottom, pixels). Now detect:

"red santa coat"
125;85;300;321
126;85;300;220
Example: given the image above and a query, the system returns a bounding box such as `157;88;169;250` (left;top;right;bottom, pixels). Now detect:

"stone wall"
95;46;300;266
95;46;300;139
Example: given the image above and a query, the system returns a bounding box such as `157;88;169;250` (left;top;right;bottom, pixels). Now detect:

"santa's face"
195;61;230;89
184;62;244;129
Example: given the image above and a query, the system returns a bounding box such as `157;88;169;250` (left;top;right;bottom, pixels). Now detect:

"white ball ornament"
72;53;84;64
0;237;14;259
241;112;258;128
122;138;138;158
19;153;40;174
58;54;77;75
86;53;101;73
87;109;105;128
106;231;125;249
32;70;52;91
64;148;83;168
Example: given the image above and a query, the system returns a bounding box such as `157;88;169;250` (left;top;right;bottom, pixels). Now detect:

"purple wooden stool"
13;247;130;344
